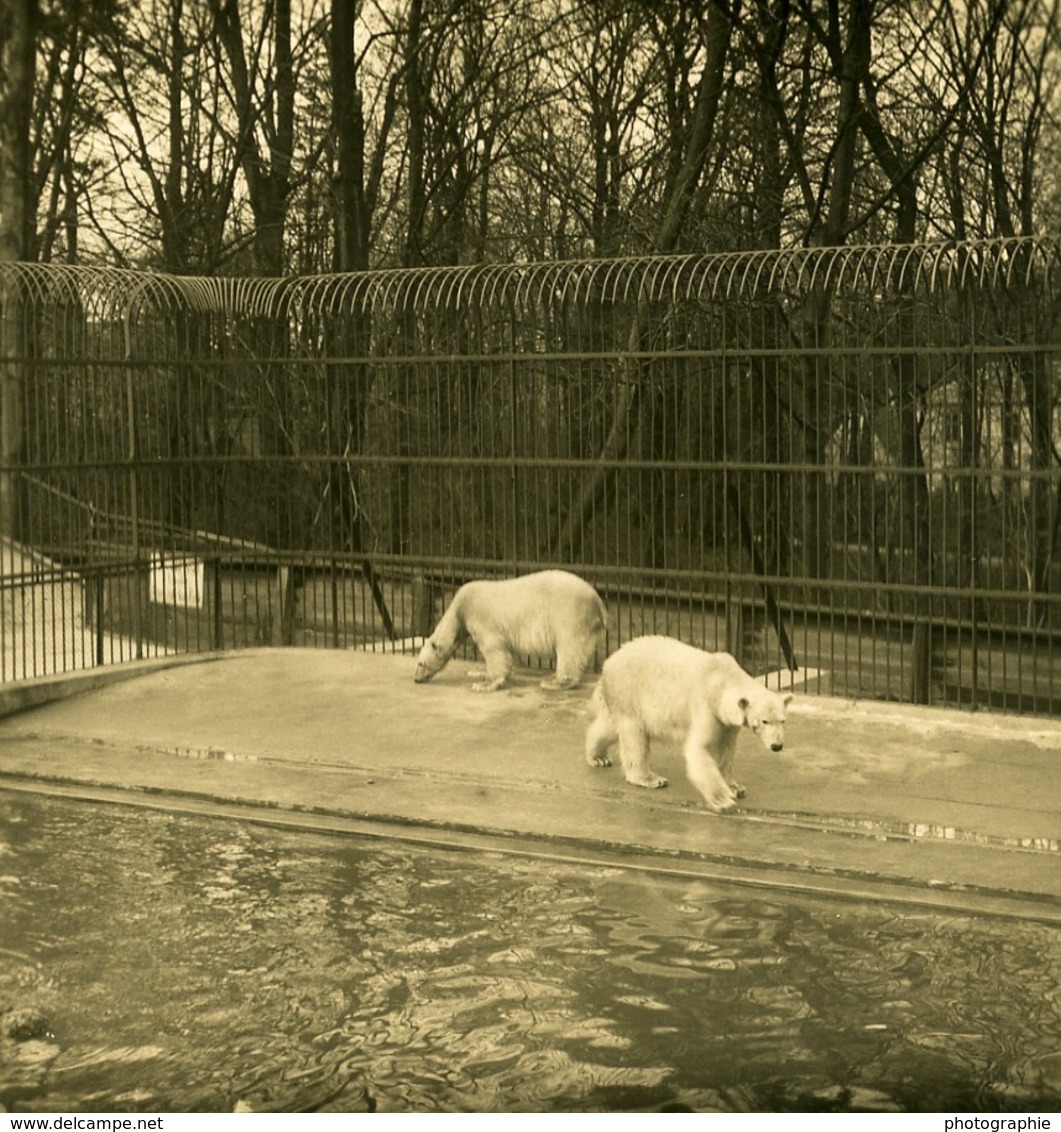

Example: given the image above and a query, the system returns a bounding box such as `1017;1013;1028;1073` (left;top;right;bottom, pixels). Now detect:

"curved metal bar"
2;235;1059;333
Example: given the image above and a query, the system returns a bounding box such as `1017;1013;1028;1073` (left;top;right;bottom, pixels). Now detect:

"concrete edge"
0;652;236;721
1;771;1059;927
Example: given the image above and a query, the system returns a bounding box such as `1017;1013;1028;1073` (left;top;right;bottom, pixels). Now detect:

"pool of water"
1;791;1059;1114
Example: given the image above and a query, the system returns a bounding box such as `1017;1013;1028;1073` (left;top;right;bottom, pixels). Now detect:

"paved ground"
0;647;1058;922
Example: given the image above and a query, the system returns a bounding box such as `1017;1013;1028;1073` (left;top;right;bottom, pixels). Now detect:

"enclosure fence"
1;238;1059;713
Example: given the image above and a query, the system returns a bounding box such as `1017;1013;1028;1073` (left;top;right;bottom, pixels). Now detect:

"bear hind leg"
617;720;667;790
585;704;617;768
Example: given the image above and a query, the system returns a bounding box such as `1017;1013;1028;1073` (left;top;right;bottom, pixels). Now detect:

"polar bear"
585;635;792;813
414;569;606;692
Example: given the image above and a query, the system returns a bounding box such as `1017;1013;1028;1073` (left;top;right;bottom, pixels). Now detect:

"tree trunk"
0;0;37;265
858;60;932;701
795;0;870;583
329;0;393;636
0;0;36;541
404;0;426;268
211;0;293;276
163;0;187;269
551;1;734;562
331;0;368;273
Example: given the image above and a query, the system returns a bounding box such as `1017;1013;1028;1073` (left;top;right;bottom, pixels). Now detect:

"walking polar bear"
585;635;792;813
414;569;606;692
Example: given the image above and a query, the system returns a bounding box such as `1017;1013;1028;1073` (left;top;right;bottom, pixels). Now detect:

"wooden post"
726;597;744;665
410;571;435;637
273;566;295;646
910;620;932;705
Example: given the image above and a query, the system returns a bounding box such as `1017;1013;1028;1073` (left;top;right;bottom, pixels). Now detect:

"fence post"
94;573;105;666
125;368;144;660
410;571;435;637
726;597;744;664
910;621;932;705
0;274;24;543
205;559;222;649
330;560;340;649
273;565;295;646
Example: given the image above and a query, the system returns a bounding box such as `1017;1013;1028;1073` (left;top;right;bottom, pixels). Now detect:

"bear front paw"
540;675;576;691
627;773;668;790
471;679;506;693
586;753;612;767
705;790;738;814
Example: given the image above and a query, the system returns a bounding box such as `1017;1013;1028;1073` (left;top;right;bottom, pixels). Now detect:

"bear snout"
770;740;783;751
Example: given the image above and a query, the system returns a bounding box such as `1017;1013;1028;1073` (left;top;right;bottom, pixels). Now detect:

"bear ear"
721;694;750;728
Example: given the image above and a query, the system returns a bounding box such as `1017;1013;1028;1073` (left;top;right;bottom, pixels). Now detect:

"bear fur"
414;569;607;692
585;635;792;813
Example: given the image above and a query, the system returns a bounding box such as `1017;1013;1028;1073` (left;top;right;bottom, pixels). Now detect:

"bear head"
725;687;793;751
413;637;458;683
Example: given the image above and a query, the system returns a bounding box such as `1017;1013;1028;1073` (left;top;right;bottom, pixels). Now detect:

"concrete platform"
0;648;1058;922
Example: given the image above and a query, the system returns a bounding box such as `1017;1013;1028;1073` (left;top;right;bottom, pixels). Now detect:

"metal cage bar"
1;237;1058;713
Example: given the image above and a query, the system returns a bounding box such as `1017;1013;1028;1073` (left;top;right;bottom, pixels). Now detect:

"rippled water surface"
1;791;1059;1114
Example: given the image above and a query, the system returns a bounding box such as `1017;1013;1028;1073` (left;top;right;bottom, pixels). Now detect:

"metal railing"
1;238;1059;712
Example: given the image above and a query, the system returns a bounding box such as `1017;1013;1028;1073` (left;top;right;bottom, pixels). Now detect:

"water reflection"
0;793;1058;1113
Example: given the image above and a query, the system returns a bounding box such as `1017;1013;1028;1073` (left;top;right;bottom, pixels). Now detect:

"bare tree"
937;0;1061;623
92;0;236;269
552;0;737;563
209;0;295;276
